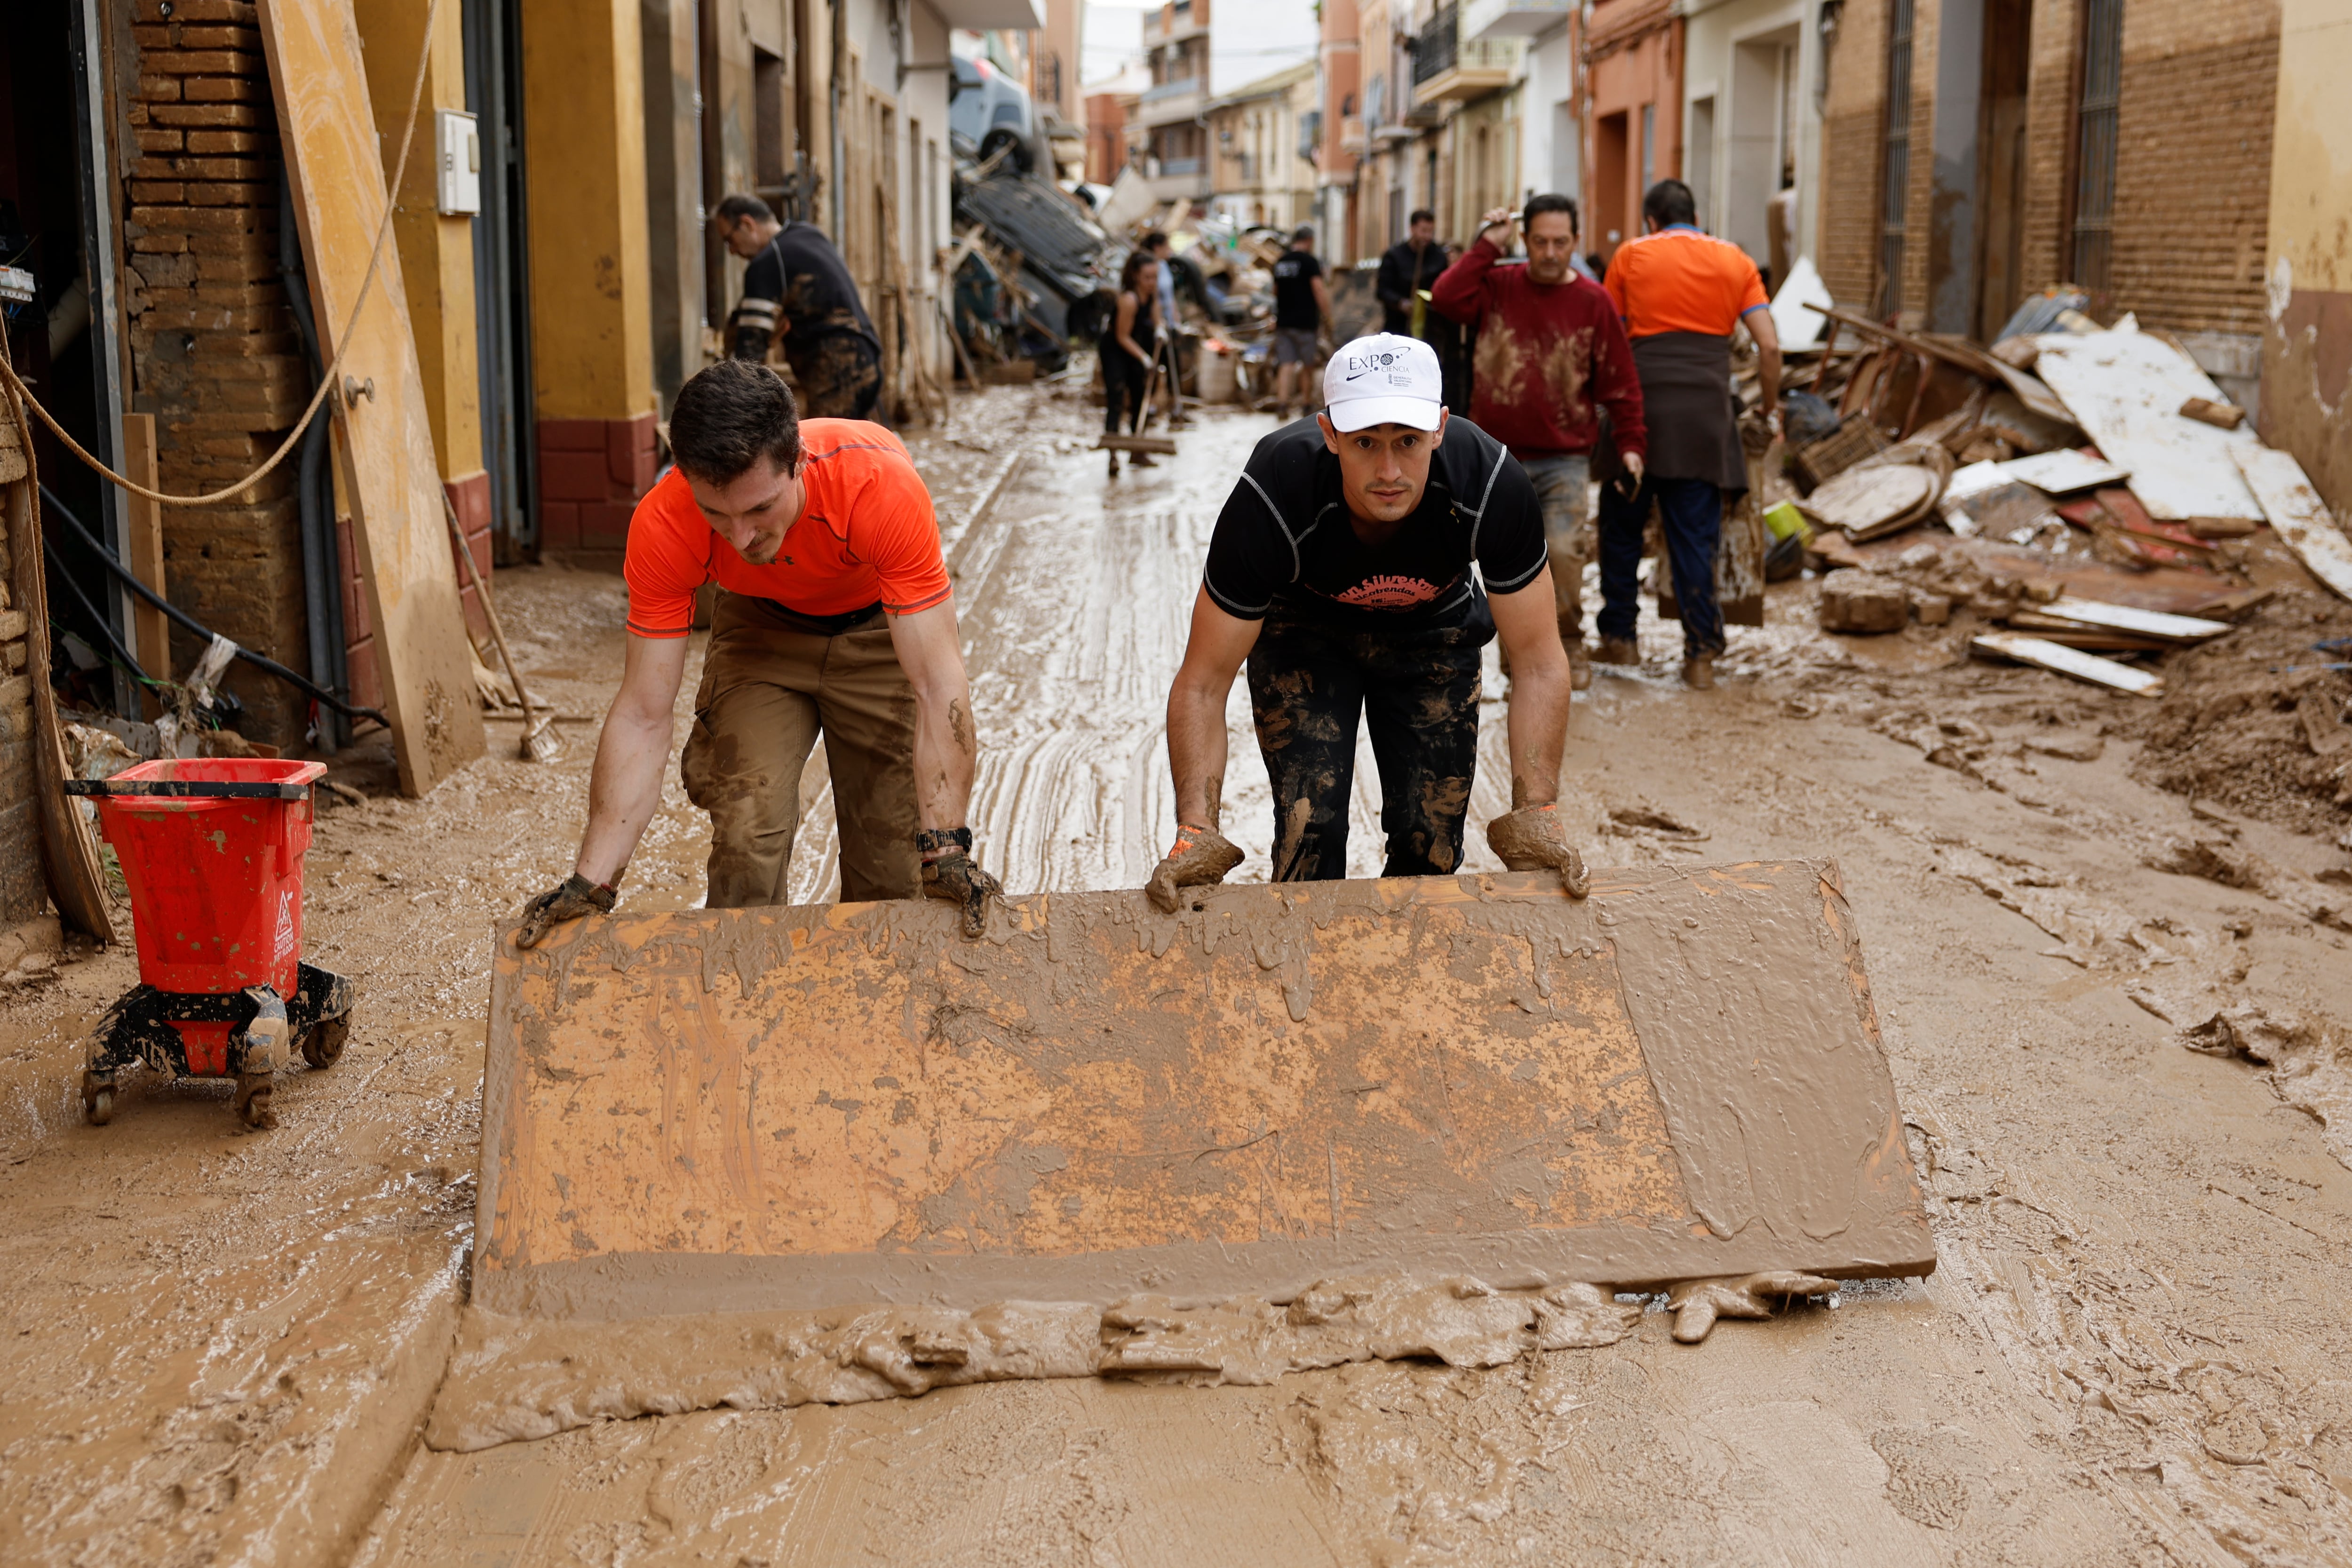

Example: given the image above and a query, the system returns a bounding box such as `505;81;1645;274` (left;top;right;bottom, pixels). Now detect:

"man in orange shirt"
1594;179;1781;689
514;360;1000;941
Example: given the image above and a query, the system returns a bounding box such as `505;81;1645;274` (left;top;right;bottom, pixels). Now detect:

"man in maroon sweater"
1431;194;1646;688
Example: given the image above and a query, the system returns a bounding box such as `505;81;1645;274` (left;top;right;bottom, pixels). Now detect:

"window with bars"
1877;0;1915;315
2070;0;2122;292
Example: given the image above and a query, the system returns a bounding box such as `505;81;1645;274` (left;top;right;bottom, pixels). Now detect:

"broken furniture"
65;758;354;1128
474;863;1934;1321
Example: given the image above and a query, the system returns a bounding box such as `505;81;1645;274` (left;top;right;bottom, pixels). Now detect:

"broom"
441;491;562;764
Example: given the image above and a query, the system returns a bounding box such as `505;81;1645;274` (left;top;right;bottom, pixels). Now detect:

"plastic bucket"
84;757;326;996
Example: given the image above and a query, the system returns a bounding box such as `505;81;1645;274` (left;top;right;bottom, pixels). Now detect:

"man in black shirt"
1268;225;1332;422
714;194;884;420
1146;333;1591;908
1375;207;1443;338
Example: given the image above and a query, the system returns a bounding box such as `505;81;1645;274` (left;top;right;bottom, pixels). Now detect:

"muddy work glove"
1146;822;1245;913
919;828;1002;938
516;873;618;948
1485;804;1591;898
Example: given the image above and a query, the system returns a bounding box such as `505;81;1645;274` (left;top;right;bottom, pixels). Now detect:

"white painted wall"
1680;0;1821;275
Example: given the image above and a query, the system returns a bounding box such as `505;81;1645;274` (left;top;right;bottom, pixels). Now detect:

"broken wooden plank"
2002;449;2128;494
2034;596;2233;644
2030;327;2265;521
2233;444;2352;603
1971;632;2165;697
258;0;484;796
1098;434;1178;454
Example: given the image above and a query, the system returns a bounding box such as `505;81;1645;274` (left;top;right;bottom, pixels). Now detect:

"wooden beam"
258;0;484;795
120;413;169;711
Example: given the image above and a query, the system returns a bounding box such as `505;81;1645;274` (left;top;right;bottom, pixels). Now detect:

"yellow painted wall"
354;0;484;476
519;0;657;419
2267;0;2351;295
2260;0;2351;509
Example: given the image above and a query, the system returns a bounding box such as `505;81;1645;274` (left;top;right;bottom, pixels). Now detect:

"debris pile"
1764;282;2352;707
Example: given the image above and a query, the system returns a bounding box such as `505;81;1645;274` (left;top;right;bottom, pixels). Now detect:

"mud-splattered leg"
1246;618;1364;883
1360;626;1484;876
680;593;826;907
812;623;924;902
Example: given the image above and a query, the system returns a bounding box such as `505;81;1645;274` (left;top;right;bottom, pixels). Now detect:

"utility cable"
0;0;442;508
40;533;155;689
40;483;390;728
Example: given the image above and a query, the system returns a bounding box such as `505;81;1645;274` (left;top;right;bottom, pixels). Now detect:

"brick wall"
2106;23;2278;335
123;0;313;748
0;444;40;925
1818;0;2278;342
536;415;660;565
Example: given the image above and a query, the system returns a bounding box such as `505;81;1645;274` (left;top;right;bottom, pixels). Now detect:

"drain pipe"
278;168;349;750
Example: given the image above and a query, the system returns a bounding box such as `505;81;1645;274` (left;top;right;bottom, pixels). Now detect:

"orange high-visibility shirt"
622;421;951;638
1603;226;1770;340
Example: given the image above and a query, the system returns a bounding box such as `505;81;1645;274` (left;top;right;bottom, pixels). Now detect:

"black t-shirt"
1271;248;1324;331
744;223;880;350
1203;415;1545;630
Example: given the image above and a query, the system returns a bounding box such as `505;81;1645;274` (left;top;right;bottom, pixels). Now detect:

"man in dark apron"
1592;180;1781;689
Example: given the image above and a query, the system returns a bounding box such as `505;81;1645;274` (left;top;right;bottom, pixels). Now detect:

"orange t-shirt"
1602;227;1770;340
622;420;951;638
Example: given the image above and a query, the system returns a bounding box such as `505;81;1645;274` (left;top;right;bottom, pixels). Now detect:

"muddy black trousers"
1245;612;1487;883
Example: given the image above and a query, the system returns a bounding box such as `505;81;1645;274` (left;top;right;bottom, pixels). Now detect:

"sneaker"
1595;635;1641;667
1682;655;1716;691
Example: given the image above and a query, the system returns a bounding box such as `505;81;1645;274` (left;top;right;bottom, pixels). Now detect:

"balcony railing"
1144;76;1203;102
1411;4;1462;84
1412;6;1520;100
1157;156;1204;176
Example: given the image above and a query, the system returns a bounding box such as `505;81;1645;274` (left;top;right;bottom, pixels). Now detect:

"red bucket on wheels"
89;756;326;1007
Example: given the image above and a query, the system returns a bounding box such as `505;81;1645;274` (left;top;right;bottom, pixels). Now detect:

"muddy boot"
1563;629;1591;691
1682;654;1717;691
1596;635;1641;667
1131;451;1158;468
1106;450;1120;477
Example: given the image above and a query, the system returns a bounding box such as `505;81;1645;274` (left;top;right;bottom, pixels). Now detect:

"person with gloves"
1145;333;1589;911
515;359;999;945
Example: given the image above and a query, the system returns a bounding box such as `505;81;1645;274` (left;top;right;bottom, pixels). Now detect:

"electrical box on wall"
435;110;481;216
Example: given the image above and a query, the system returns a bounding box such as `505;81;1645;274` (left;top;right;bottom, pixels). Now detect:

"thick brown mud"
4;387;2352;1565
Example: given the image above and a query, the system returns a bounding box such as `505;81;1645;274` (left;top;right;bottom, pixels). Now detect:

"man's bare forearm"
911;681;977;831
1504;662;1570;808
575;707;674;884
1167;679;1232;828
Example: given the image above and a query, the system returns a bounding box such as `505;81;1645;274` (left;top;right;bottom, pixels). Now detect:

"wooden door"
258;0;484;796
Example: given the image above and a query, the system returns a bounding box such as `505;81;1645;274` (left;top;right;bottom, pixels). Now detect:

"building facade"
1206;63;1319;229
1818;0;2279;380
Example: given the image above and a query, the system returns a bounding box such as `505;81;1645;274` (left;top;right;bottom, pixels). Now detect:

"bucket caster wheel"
233;1072;277;1130
81;1071;115;1127
301;1013;350;1070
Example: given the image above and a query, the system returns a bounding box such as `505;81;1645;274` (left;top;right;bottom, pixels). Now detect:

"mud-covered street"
5;387;2352;1565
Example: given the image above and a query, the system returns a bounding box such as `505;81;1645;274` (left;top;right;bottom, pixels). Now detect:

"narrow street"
3;386;2349;1564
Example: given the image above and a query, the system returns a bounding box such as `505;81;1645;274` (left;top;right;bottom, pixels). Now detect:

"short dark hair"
1142;229;1171;252
1292;224;1315;242
1523;192;1579;232
1642;180;1697;229
668;359;803;484
1408;207;1435;227
714;193;775;226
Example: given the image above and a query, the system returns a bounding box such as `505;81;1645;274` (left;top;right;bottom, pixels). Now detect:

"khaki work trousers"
679;591;922;906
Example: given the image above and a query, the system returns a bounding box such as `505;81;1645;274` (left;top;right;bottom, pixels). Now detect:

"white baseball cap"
1323;334;1445;433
